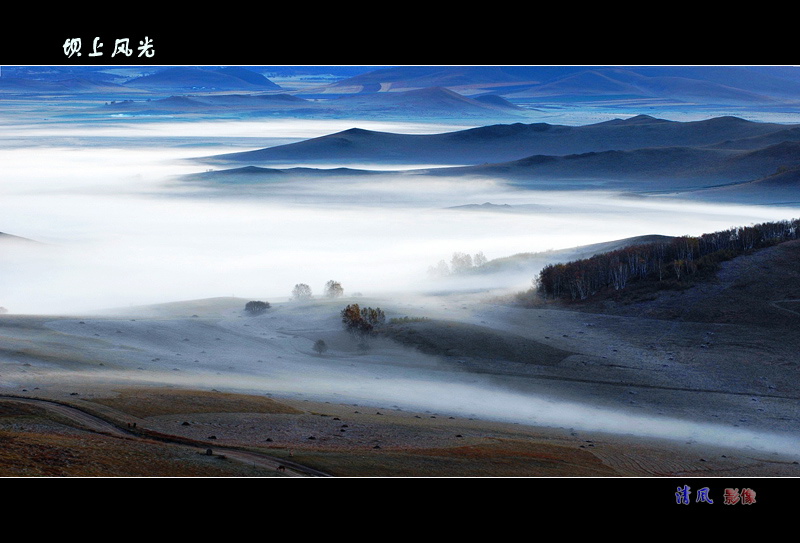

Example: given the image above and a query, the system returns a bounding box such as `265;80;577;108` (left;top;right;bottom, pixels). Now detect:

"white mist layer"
1;128;799;314
14;367;800;459
3;116;800;464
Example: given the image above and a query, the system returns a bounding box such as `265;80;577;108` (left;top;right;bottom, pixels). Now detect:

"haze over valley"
2;65;800;477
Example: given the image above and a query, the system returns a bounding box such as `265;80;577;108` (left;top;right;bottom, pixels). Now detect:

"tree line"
534;218;800;302
291;280;344;300
428;251;488;277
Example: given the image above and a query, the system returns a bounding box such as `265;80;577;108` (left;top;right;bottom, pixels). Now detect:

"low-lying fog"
2;118;799;314
4;117;800;459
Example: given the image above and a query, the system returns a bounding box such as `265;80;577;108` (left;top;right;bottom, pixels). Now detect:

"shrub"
244;300;270;315
390;316;429;323
312;339;328;355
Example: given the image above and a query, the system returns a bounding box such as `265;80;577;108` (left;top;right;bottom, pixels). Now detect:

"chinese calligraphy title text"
63;37;155;59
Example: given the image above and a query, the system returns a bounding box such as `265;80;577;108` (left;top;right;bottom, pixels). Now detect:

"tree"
427;259;450;278
450;252;473;273
324;280;344;298
292;283;313;300
341;303;385;336
244;300;270;315
312;339;328;355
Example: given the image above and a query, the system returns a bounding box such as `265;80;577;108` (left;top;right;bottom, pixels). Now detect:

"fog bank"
2;120;799;314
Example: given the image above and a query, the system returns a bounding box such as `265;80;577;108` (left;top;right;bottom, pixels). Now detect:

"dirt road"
0;395;329;477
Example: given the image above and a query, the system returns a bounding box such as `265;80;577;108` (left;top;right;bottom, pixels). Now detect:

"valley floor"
1;278;799;478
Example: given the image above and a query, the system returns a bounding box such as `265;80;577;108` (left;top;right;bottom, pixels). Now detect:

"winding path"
0;395;330;477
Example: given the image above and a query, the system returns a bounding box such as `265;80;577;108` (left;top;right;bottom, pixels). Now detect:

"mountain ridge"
203;115;800;167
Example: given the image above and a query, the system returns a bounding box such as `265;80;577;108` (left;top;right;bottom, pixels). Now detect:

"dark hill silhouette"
183;165;376;185
204;116;798;166
685;164;800;204
708;126;800;150
424;140;800;190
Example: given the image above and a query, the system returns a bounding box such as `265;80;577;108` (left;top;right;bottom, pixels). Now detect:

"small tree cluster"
341;304;385;336
428;251;488;277
245;300;270;315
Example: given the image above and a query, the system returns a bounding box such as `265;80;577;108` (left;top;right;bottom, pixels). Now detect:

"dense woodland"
532;218;800;302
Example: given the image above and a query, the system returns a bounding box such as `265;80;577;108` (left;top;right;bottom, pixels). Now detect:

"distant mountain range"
315;65;800;105
123;66;282;91
420;139;800;191
204;114;800;165
194;115;800;203
100;86;527;120
4;65;800;122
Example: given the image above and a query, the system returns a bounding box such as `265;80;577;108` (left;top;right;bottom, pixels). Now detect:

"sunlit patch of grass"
0;400;284;477
0;428;284;476
285;438;618;477
87;388;303;419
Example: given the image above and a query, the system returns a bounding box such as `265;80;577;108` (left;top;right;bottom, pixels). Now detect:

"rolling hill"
204;115;800;166
327;87;526;118
101;86;526;120
684;164;800;204
187;115;800;203
318;65;800;107
455;234;676;279
420;140;800;192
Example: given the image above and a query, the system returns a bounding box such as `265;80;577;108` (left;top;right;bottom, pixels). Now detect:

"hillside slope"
577;239;800;329
204;116;799;166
